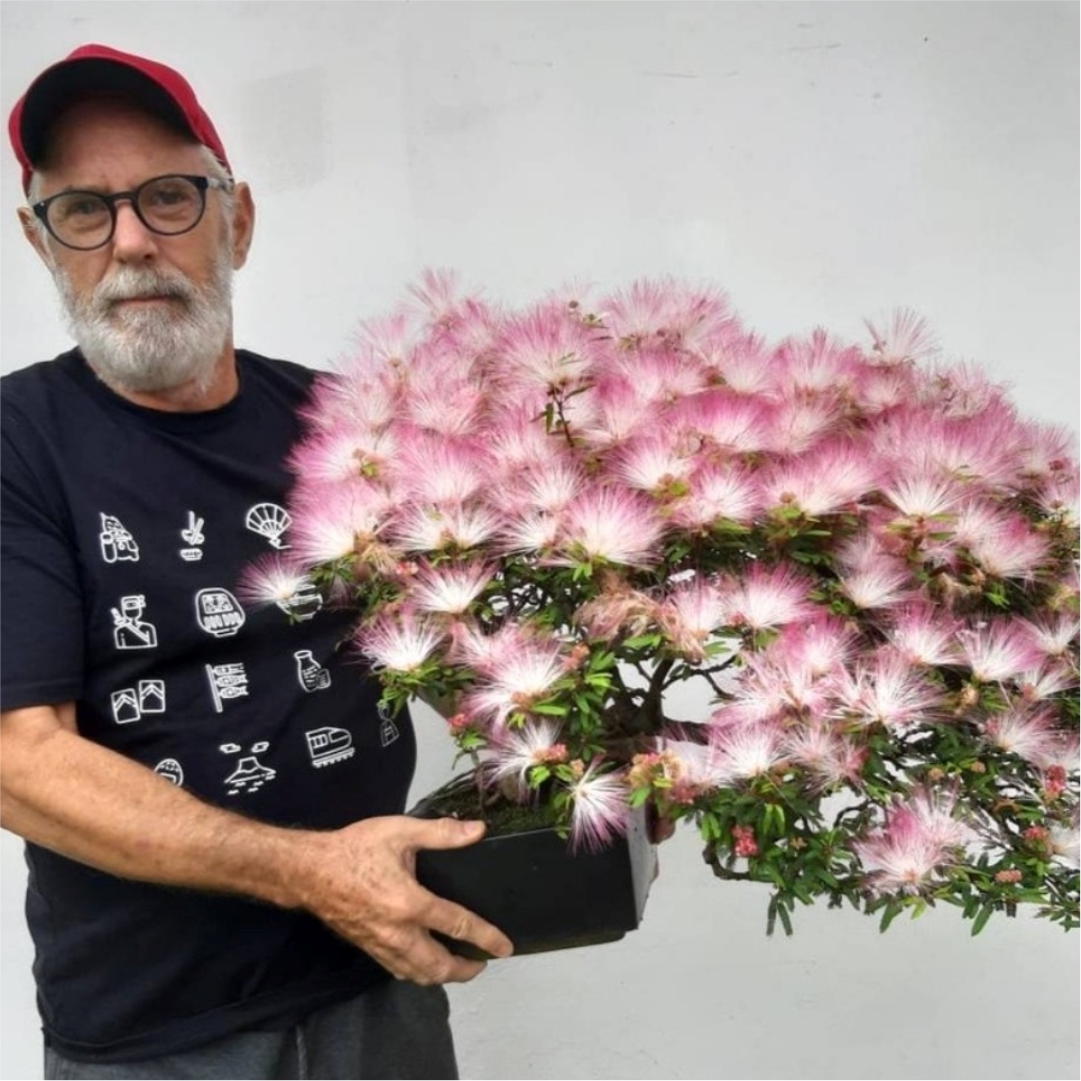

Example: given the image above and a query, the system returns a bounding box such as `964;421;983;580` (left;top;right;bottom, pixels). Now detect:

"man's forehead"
37;95;202;170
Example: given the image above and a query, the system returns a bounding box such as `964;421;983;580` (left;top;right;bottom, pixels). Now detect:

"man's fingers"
405;815;487;851
423;894;514;960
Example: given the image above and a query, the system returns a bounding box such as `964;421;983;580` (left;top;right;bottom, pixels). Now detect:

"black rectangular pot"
411;789;657;959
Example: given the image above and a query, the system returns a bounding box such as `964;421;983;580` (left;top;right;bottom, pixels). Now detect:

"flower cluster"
247;273;1079;934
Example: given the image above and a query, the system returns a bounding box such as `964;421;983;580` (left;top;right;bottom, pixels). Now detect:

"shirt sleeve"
1;400;85;711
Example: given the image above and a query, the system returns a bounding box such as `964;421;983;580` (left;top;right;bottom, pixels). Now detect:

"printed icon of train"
305;726;355;767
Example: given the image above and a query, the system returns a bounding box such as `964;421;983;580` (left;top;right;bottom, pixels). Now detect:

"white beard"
54;250;234;395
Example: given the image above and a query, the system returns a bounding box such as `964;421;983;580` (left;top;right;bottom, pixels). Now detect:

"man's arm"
0;703;513;984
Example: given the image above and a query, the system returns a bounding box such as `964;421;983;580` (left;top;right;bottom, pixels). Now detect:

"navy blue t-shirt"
0;349;416;1062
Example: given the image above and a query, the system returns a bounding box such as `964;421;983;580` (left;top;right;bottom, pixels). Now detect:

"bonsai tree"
245;273;1079;935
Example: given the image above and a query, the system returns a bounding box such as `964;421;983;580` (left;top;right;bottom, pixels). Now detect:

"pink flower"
497;305;595;394
237;554;320;613
783;722;866;792
408;561;496;615
831;650;943;730
957;620;1045;684
884;604;961;668
657;578;730;660
864;308;939;365
835;534;913;611
718;564;816;632
554;486;665;567
391;502;503;552
983;707;1064;768
761;440;883;518
708;721;787;784
671;391;773;455
567;762;631;852
289;481;396;565
671;465;761;529
855;789;970;896
966;514;1049;581
464;635;570;726
484;718;566;794
356;610;445;673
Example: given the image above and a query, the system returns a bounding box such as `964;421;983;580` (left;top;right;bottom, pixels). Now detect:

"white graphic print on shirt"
110;679;166;723
220;741;276;795
154;758;184;786
305;726;355;767
99;513;139;563
294;650;331;692
111;595;158;649
377;701;401;747
245;502;291;549
205;662;249;712
194;588;245;637
179;511;205;562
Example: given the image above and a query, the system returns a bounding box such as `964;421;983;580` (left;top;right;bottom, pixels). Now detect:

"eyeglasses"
31;174;233;251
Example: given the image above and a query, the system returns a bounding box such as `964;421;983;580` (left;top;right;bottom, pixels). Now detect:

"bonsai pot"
411;779;657;959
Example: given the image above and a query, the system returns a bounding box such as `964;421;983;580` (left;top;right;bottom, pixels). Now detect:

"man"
0;44;512;1081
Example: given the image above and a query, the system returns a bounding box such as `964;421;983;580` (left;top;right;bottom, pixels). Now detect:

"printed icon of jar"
294;650;331;692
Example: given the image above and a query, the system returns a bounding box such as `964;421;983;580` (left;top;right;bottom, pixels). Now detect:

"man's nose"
110;201;159;261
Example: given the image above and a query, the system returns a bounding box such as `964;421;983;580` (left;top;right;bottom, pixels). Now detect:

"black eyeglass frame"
31;174;234;251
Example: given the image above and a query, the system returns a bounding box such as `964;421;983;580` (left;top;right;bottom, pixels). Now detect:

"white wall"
1;3;1077;1079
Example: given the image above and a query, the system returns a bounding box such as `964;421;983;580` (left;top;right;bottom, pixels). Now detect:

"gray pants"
43;982;458;1080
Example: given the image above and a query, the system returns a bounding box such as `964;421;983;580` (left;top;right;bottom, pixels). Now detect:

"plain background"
1;3;1078;1079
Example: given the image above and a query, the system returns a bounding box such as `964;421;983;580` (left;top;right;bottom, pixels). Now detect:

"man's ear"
18;206;57;273
230;182;255;269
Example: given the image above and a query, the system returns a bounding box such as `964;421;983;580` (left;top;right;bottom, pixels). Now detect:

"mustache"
91;268;197;311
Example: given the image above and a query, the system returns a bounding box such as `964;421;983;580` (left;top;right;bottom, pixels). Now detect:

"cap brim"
20;57;192;166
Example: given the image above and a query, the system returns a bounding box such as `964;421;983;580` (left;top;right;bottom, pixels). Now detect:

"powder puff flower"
465;636;570;726
831;651;943;730
670;465;761;529
765;395;844;455
881;470;963;522
717;564;816;632
854;789;970;896
1021;614;1081;658
356;610;445;673
783;723;866;791
497;306;595;394
656;578;729;661
966;515;1050;581
614;433;696;495
1050;821;1081;870
554;487;665;567
484;719;567;794
237;554;323;618
289;482;396;566
835;534;913;611
761;441;883;518
408;561;496;616
391;502;503;552
983;707;1065;769
567;761;631;852
708;721;787;784
289;426;400;486
886;605;962;667
388;438;490;506
864;309;939;366
956;621;1046;684
671;391;773;455
1037;474;1080;528
774;329;863;396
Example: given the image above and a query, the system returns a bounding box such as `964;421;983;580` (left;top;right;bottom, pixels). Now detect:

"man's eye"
59;197;106;220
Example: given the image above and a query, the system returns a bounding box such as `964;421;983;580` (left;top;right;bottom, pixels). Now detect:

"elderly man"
1;44;511;1081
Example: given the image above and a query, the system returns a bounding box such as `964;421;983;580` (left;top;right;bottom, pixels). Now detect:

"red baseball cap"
8;44;232;193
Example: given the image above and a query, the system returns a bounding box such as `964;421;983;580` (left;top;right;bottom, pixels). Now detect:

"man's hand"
278;815;513;985
2;705;512;985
